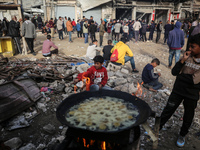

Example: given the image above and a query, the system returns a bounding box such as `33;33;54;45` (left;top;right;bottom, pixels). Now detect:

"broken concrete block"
128;83;138;94
107;62;122;72
36;144;46;150
4;137;22;149
19;143;36;150
121;68;129;74
115;70;124;77
114;78;127;86
43;124;55;134
114;85;123;91
37;102;47;112
107;71;115;78
56;136;65;143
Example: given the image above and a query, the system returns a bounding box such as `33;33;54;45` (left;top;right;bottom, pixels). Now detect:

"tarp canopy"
24;8;44;13
78;0;112;11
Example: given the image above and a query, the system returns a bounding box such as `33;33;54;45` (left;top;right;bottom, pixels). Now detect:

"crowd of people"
0;13;200;148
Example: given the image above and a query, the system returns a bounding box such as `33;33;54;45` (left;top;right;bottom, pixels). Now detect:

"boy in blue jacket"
167;21;185;69
142;58;163;91
76;20;81;38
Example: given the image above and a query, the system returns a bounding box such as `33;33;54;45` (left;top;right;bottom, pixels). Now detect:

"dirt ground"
1;31;200;150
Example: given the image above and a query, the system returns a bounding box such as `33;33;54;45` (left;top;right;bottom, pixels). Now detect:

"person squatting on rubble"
22;16;36;56
110;38;139;73
142;58;163;91
102;40;114;67
74;55;112;91
159;33;200;148
86;40;101;59
42;35;58;57
8;15;22;54
167;21;185;69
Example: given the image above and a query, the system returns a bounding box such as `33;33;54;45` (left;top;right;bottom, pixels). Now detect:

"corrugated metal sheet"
78;0;111;11
0;78;42;123
56;6;75;20
83;7;102;25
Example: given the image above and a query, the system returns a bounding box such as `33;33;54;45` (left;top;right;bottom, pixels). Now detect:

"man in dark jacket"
171;20;175;30
89;21;97;42
8;15;22;53
31;15;37;28
148;20;155;42
156;20;163;43
164;20;172;43
37;14;42;29
167;21;184;68
141;20;148;42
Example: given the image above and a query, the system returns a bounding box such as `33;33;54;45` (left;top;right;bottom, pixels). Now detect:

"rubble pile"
0;56;200;150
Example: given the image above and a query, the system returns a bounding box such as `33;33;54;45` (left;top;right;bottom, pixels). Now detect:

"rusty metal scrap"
0;55;81;81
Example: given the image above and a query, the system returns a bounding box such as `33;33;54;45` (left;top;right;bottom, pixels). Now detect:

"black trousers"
160;92;198;136
90;33;96;42
77;31;82;38
100;35;103;46
156;31;161;43
13;37;22;54
141;33;147;42
164;33;169;43
25;38;34;53
148;30;154;40
124;33;128;41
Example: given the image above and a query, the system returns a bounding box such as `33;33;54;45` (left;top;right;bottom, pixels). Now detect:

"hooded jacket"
110;41;133;65
167;21;184;50
22;20;36;38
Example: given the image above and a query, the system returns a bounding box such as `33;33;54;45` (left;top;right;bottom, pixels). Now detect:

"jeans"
69;31;72;42
129;31;134;40
160;92;197;136
84;33;88;43
38;22;42;29
134;31;139;42
115;33;120;41
90;84;112;91
58;30;63;39
125;56;136;70
168;49;181;67
100;35;103;46
156;31;161;43
148;30;154;40
25;38;34;53
147;78;163;90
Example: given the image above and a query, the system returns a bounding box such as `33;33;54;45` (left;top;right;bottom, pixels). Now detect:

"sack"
110;49;119;62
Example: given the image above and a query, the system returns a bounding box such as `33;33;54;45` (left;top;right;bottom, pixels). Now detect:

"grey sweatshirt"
22;20;36;38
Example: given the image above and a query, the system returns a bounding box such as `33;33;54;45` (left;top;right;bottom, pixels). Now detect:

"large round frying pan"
56;90;152;133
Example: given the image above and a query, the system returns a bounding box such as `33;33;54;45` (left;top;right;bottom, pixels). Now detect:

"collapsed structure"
0;0;200;24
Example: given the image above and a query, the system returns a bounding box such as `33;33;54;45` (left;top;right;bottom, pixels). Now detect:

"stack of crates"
0;37;15;57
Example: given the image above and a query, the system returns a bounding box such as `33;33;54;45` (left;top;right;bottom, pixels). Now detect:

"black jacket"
8;20;20;37
89;24;97;34
172;61;200;100
103;45;113;60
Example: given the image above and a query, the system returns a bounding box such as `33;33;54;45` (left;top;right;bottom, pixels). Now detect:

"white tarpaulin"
78;0;111;11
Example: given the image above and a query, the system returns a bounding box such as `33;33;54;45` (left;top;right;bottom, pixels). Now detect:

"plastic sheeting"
78;0;111;11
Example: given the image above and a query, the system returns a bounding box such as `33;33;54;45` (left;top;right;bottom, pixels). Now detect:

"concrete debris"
4;137;22;149
56;136;65;143
36;144;46;150
121;68;130;74
114;78;127;86
43;124;56;134
19;143;36;150
6;115;30;131
37;102;47;112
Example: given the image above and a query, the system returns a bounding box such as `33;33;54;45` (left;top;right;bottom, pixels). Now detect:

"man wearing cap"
156;20;163;43
22;16;36;56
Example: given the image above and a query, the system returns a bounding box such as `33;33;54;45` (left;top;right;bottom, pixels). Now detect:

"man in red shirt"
74;55;112;91
42;35;58;57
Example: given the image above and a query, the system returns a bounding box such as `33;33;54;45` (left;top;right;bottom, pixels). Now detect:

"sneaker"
176;135;185;148
132;69;139;73
32;52;36;56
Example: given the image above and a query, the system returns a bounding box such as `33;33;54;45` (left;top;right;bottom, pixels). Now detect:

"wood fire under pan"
0;78;42;123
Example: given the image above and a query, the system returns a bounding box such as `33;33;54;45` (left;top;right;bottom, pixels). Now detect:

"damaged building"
0;0;200;24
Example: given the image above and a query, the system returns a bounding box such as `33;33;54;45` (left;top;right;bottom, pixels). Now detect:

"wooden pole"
14;0;27;55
